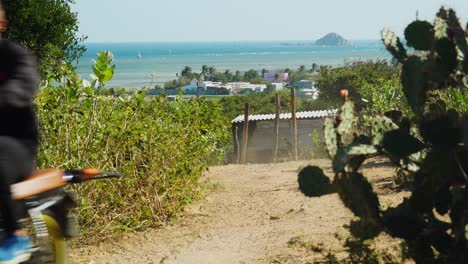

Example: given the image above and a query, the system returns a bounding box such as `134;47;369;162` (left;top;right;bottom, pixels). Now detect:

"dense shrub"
35;83;230;238
315;60;400;106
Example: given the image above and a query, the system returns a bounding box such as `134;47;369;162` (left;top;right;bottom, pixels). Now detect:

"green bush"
315;60;400;105
35;52;230;239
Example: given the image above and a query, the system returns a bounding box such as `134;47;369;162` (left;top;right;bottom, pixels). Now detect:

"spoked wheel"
26;213;66;264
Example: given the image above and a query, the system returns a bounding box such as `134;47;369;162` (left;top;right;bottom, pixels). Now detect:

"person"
0;1;39;263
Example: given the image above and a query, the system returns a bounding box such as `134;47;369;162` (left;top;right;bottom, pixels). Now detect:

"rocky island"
314;32;349;46
280;33;350;46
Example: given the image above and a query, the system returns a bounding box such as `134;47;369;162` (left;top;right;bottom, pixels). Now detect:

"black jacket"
0;39;39;154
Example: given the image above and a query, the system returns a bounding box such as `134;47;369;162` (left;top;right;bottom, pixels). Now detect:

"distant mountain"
315;33;349;46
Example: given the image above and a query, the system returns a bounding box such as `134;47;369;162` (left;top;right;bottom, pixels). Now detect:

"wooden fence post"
272;94;280;163
291;88;298;161
241;103;250;164
235;125;240;164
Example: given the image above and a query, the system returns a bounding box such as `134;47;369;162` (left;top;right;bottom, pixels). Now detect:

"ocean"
75;40;391;88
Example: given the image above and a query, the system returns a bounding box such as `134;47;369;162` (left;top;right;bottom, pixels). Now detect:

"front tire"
27;213;67;264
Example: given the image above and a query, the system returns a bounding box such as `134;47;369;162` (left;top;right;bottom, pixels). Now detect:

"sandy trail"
71;160;397;264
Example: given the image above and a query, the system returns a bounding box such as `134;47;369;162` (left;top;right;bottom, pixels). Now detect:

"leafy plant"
315;60;400;105
36;53;230;241
87;50;116;90
298;7;467;263
3;0;86;79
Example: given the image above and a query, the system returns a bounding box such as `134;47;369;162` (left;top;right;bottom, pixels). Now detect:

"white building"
202;81;225;90
226;82;267;93
270;82;284;90
182;78;201;91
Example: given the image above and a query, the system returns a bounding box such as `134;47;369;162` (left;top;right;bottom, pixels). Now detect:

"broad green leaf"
437;7;468;57
337;101;358;136
324;118;337;158
404;21;434;51
381;28;407;62
92;65;104;79
383;129;425;158
372;116;398;145
332;146;349;172
401;56;426;114
465;224;468;240
348;144;378;155
435;38;458;78
434;17;448;39
298;166;332;197
420;112;462;146
332;144;370;173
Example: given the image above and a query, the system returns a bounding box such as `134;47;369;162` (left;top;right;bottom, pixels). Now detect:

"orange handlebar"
81;168;101;179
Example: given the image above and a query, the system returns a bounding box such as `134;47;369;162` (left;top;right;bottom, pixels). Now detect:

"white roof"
231;109;337;123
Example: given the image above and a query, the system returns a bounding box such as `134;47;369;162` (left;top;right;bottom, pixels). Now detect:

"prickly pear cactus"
299;7;468;264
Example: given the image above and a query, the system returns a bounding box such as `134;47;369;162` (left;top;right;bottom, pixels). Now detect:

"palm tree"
224;69;233;81
274;73;280;82
311;63;318;73
201;65;209;80
298;65;306;72
181;66;192;79
208;66;216;81
235;70;243;81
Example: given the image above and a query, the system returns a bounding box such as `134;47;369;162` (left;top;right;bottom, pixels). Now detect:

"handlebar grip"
81;168;101;179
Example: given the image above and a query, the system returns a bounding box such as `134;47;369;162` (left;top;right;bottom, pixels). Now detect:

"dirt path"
72;160;399;264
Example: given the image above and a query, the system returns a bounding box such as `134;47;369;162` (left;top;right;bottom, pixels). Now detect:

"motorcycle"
2;168;121;264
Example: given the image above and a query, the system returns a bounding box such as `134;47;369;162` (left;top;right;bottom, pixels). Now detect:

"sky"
73;0;468;43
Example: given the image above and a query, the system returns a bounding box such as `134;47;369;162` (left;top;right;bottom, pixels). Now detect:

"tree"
201;65;209;80
261;68;268;77
3;0;86;79
298;65;306;72
288;71;310;86
181;66;193;79
234;70;243;82
310;63;319;73
314;60;399;104
274;73;280;82
244;69;259;81
208;66;216;81
224;69;233;81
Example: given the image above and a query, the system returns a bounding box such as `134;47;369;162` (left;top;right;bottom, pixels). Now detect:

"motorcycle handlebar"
64;169;123;183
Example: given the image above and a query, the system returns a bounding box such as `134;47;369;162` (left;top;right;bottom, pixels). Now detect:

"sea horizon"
76;40;391;88
81;38;383;44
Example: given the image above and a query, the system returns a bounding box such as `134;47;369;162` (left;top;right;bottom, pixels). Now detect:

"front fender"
46;191;80;238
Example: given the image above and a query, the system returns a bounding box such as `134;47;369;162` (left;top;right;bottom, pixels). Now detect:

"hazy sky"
73;0;468;42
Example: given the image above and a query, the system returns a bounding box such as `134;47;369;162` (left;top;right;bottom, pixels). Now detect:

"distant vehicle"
167;95;176;102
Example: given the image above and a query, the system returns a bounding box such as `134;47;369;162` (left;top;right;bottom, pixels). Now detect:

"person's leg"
0;139;24;234
0;137;34;263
